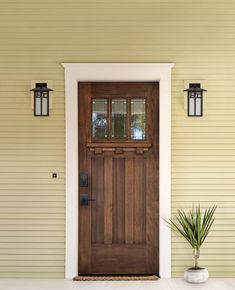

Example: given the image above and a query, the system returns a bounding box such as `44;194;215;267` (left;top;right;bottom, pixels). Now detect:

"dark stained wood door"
78;82;159;275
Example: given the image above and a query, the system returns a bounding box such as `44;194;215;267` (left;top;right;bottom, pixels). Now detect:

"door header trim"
62;63;174;278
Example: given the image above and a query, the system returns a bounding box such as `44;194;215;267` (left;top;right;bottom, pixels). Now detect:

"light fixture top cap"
184;84;207;92
30;87;53;92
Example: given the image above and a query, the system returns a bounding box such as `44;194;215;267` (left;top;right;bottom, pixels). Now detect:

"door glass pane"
92;99;108;139
131;99;146;140
112;99;127;139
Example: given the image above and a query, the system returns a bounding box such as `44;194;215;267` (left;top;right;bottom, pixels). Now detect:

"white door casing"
62;63;174;278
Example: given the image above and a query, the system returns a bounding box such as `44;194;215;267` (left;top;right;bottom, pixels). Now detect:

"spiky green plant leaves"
165;204;216;268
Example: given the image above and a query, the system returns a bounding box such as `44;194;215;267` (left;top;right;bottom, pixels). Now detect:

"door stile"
78;83;92;273
146;83;159;273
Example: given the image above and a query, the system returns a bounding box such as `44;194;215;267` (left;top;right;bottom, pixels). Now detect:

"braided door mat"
73;275;159;281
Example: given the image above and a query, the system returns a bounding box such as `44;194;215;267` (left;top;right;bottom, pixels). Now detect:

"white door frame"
62;63;174;279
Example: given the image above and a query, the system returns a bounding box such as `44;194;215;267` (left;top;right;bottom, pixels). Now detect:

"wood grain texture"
91;244;147;274
134;158;146;244
79;82;158;275
78;83;92;273
112;158;125;244
91;157;104;244
125;158;134;244
103;157;113;244
146;83;159;273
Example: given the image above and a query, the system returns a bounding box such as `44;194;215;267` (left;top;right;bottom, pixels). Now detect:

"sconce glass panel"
42;92;49;116
195;92;202;116
188;95;195;116
34;92;49;116
35;92;42;116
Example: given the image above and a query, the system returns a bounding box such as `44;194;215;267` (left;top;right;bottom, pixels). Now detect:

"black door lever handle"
80;193;96;206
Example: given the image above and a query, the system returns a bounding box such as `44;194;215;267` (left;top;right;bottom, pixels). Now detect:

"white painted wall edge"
62;63;174;279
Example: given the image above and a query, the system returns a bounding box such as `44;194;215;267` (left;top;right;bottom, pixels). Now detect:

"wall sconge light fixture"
184;83;207;117
30;83;53;116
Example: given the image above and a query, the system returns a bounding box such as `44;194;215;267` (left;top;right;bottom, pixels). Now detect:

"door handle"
80;193;96;206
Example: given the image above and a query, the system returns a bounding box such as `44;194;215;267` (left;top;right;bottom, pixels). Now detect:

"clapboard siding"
0;1;66;278
0;0;235;278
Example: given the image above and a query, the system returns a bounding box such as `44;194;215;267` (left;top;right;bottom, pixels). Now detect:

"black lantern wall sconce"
30;83;53;116
184;83;207;117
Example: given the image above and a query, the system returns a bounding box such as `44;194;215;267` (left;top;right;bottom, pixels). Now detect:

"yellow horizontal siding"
0;0;66;278
0;0;235;278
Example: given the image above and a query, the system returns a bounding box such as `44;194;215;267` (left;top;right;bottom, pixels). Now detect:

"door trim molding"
62;63;174;278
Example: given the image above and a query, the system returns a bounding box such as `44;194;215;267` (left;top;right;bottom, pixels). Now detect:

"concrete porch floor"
0;278;235;290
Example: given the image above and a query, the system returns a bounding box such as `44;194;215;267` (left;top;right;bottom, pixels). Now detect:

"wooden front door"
78;82;159;275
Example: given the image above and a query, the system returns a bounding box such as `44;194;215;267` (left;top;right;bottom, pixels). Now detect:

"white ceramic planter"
184;268;209;283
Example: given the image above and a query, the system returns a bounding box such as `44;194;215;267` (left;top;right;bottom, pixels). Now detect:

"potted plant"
165;204;216;283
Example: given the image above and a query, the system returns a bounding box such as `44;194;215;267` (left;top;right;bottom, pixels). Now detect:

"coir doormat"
73;275;159;281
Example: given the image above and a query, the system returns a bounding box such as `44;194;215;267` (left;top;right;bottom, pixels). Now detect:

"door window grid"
92;97;146;141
